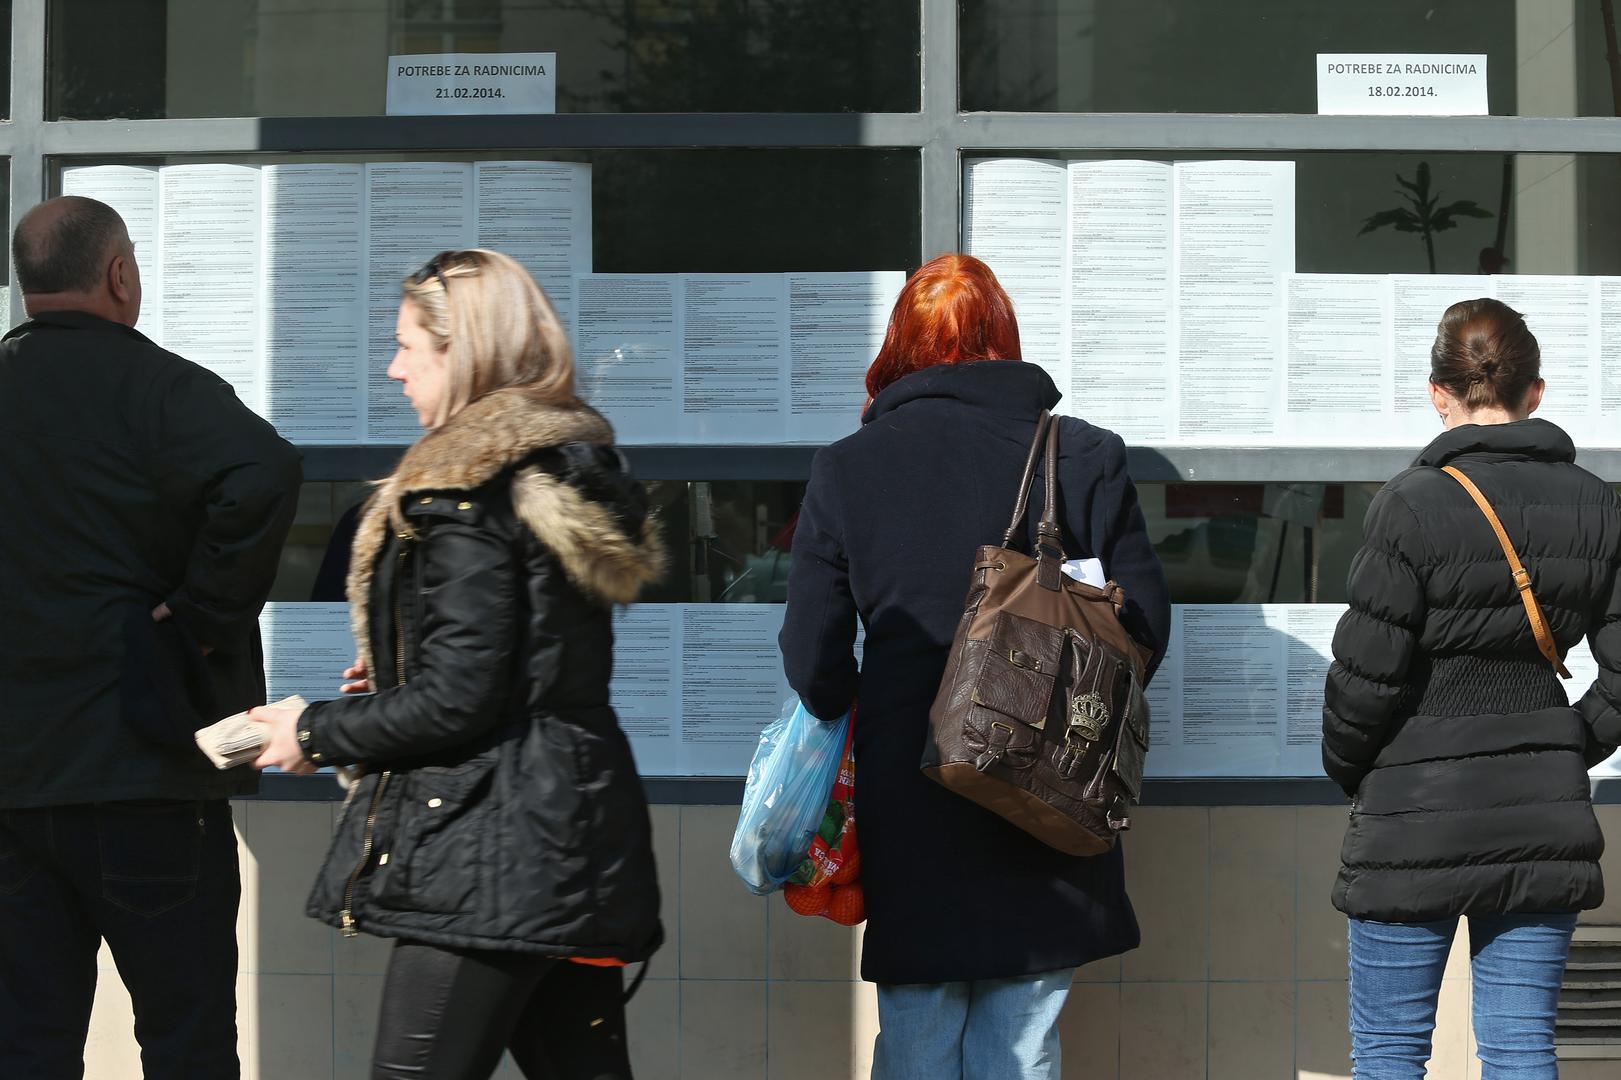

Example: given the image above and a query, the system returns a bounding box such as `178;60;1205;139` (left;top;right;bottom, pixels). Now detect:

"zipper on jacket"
339;532;413;938
393;534;411;687
339;771;391;937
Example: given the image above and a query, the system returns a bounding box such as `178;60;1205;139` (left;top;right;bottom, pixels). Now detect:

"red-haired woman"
778;254;1170;1079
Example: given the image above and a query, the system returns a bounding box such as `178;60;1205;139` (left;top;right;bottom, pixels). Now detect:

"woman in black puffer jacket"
1323;298;1621;1080
252;250;665;1080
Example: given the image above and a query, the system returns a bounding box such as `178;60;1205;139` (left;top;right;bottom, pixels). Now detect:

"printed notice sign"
386;53;556;115
1317;54;1487;116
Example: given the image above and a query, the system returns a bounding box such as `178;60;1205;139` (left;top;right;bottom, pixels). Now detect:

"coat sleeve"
779;449;859;723
298;513;520;765
1576;560;1621;767
144;361;303;648
1094;432;1171;681
1321;486;1428;796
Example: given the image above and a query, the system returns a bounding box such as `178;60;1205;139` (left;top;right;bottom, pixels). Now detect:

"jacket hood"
348;388;666;646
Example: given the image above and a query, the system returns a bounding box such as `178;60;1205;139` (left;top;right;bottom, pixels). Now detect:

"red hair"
865;253;1022;399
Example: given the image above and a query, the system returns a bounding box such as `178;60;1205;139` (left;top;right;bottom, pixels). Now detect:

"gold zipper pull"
340;910;358;938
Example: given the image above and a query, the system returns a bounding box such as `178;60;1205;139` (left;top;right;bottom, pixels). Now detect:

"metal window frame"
7;1;1621;799
6;0;1620;481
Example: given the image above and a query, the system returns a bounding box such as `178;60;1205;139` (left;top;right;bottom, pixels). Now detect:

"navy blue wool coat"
779;360;1171;984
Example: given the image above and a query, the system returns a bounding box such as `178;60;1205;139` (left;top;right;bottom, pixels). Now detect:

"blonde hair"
401;248;577;426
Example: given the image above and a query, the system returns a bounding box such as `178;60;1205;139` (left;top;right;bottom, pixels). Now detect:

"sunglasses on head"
410;251;459;293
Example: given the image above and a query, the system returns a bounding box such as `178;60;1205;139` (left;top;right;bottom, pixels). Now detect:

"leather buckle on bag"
1007;649;1040;672
1512;567;1532;592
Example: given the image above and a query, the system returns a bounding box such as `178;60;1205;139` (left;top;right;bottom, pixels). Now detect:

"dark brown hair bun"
1430;297;1540;411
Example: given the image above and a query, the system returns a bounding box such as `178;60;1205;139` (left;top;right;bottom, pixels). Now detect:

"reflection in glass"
48;0;919;119
273;479;1384;608
962;0;1621;117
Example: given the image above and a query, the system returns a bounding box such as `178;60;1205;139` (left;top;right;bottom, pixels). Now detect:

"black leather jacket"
300;389;666;961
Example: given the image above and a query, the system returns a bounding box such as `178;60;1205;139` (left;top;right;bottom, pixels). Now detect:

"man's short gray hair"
13;197;129;295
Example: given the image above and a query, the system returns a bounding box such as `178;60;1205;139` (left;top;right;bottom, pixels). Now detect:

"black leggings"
371;941;633;1080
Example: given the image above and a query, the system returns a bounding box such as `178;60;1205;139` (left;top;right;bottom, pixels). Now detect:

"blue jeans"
1348;913;1577;1080
871;968;1073;1080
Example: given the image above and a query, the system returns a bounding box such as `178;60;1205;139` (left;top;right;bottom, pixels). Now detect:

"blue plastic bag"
730;696;850;895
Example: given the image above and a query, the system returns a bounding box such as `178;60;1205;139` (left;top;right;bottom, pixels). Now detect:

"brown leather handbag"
921;411;1152;856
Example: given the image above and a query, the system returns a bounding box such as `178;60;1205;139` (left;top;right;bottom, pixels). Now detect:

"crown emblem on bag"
1067;692;1109;745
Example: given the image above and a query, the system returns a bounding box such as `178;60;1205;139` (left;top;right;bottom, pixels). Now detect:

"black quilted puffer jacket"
299;388;666;961
1323;419;1621;922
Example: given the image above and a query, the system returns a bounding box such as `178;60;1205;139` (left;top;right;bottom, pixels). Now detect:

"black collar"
1413;418;1576;468
862;360;1061;424
2;309;148;343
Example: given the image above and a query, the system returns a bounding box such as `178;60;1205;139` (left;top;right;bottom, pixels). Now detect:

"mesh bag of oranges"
782;722;864;926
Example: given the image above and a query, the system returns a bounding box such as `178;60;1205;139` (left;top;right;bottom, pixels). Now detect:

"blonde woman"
252;250;666;1079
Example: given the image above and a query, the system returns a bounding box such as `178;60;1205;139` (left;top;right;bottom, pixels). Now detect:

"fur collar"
344;388;666;674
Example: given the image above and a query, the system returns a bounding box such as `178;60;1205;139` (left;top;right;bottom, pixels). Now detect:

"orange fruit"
784;883;830;917
829;850;861;886
826;883;866;926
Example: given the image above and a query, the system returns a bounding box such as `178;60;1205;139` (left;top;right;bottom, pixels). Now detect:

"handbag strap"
1034;417;1066;589
1440;465;1571;678
1002;411;1053;547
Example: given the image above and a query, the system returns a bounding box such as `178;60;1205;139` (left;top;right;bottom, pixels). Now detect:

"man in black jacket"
0;196;301;1078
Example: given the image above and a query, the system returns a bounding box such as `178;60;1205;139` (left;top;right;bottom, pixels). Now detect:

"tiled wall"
84;802;1621;1079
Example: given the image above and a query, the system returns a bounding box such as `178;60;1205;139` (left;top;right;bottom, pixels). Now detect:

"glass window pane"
0;162;10;310
272;478;1370;607
962;0;1620;116
53;149;918;447
48;0;920;119
966;150;1621;276
960;151;1621;450
55;148;918;271
0;1;10;118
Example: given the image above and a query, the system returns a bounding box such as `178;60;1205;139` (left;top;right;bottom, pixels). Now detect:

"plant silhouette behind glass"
1358;162;1494;273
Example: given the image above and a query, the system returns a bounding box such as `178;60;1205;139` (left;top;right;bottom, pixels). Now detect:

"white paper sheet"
1281;605;1342;776
680;275;788;443
614;604;795;777
1282;274;1390;440
784;271;904;444
1389;275;1483;425
1067;160;1175;440
574;275;681;443
474;161;591;336
260;603;356;704
1603;279;1621;421
1173;161;1295;441
160;164;264;411
1144;607;1185;761
1146;604;1341;778
60;165;164;343
364;162;475;442
610;605;684;775
1491;275;1601;444
678;605;792;776
963;158;1069;389
261;164;367;442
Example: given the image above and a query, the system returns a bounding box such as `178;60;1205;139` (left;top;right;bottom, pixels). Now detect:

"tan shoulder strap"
1441;465;1571;679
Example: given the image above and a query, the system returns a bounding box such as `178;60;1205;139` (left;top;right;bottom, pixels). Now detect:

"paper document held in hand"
195;695;307;769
